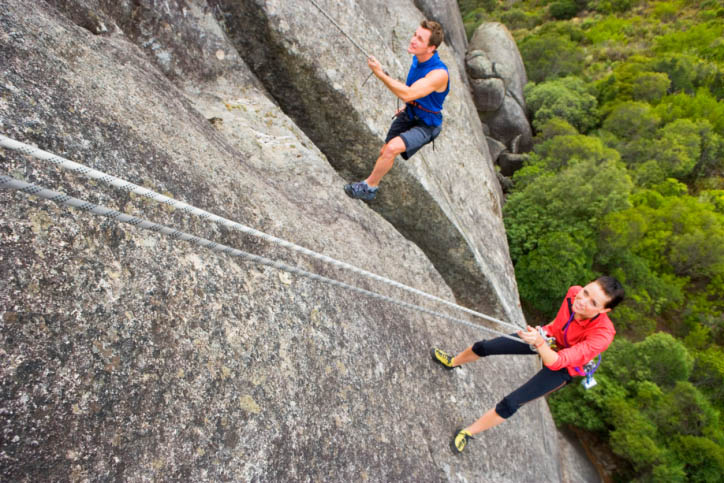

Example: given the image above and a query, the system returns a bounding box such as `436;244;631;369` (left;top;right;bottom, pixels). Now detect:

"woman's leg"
466;367;571;436
453;333;535;367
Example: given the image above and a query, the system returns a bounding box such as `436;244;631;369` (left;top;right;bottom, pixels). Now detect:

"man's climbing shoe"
451;428;474;454
431;348;457;370
344;181;378;201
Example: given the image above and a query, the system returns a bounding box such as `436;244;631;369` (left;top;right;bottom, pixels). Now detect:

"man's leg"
365;136;406;188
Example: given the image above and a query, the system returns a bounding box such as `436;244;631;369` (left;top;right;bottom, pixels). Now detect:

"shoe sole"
430;348;455;370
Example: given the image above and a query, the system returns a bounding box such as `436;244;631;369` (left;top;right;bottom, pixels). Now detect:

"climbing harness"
0;135;528;345
407;100;441;117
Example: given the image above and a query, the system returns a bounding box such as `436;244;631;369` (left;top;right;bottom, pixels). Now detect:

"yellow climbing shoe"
431;348;456;369
451;428;474;454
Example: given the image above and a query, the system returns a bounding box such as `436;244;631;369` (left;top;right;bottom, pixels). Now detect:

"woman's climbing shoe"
451;428;474;454
431;348;457;369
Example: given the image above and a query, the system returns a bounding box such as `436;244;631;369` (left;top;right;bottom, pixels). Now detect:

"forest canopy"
459;0;724;480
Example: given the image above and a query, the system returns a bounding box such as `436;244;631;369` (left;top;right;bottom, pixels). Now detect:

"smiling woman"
432;276;624;454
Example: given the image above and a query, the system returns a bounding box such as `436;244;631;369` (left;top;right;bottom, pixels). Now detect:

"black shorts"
472;334;573;419
385;109;442;160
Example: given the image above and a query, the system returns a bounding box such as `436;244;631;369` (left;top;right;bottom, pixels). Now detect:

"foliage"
505;146;631;260
549;0;580;20
518;33;586;83
549;335;723;479
525;77;599;132
459;0;724;479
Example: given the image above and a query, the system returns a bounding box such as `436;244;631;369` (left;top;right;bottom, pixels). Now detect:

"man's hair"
421;20;444;49
595;276;625;310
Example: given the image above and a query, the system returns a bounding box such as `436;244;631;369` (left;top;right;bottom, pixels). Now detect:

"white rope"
0;174;526;344
0;134;523;333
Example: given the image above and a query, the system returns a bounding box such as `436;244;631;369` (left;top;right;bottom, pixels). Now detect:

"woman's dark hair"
596;276;625;309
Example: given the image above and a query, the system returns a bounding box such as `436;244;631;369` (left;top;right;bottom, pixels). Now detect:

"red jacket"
543;286;616;377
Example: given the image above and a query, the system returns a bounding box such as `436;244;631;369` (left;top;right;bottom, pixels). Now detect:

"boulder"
482;94;534;153
487;136;508;163
467;22;533;153
468;22;527;99
471;77;506;111
496;171;514;193
498;152;529;177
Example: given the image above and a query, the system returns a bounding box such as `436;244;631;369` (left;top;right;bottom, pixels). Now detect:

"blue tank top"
405;51;449;127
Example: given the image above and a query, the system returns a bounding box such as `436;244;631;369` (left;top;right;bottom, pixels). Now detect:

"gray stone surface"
467;22;532;153
468;22;527;100
482;95;534;153
471;77;507;112
1;1;589;481
559;427;603;483
498;152;529;177
211;0;521;324
487;136;508;164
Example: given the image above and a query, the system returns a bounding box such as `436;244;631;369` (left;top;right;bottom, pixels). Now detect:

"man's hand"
367;55;384;76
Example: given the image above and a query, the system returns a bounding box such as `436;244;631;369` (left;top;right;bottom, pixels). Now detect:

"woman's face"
573;281;612;319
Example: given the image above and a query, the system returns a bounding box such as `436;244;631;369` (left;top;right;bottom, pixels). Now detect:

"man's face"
408;26;435;55
573;281;612;319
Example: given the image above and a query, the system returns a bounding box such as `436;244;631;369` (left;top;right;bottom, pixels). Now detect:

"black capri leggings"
472;334;572;419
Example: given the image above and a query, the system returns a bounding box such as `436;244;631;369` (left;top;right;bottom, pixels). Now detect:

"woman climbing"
432;276;624;453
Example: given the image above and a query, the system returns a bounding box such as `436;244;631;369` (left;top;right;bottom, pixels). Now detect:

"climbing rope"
308;0;371;58
0;173;526;344
0;134;523;334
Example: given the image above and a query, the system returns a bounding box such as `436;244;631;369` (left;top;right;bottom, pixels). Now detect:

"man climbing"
432;276;625;454
344;20;449;201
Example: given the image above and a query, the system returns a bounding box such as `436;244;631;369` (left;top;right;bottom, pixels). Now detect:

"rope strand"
0;134;523;333
0;173;526;345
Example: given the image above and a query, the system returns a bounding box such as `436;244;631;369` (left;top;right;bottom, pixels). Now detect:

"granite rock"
0;1;585;481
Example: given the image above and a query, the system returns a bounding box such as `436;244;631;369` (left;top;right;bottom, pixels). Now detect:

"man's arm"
368;56;448;103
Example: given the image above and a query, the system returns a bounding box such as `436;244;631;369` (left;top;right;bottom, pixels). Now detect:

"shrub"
549;0;580;20
519;33;585;82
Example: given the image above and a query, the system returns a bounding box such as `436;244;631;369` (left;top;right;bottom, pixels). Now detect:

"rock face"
0;1;584;481
211;0;520;323
467;22;533;155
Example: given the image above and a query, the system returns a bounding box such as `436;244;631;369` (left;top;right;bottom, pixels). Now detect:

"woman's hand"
518;325;544;347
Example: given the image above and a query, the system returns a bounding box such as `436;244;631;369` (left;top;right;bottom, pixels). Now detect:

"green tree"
519;32;585;82
549;0;580;20
525;77;599;132
516;231;595;314
602;101;660;142
671;435;724;483
632;72;671;103
635;333;693;387
505;154;632;262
